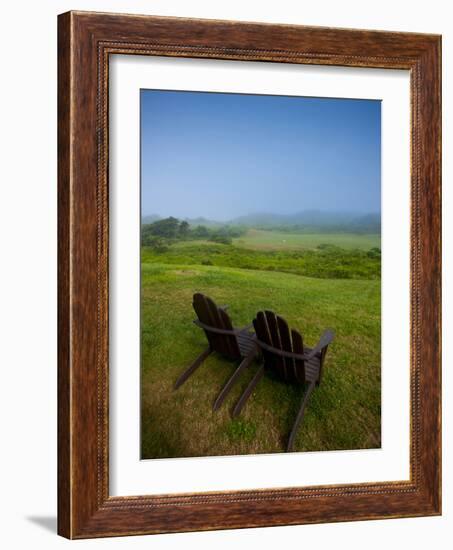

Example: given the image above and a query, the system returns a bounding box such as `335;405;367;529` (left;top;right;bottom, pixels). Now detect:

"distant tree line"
141;217;246;250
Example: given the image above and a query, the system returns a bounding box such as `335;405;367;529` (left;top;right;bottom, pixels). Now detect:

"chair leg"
213;353;255;411
286;381;316;452
232;365;265;417
174;347;212;389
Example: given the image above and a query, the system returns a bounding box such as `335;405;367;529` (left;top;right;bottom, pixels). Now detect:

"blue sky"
141;90;381;221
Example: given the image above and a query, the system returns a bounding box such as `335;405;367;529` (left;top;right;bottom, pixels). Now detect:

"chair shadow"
26;516;57;534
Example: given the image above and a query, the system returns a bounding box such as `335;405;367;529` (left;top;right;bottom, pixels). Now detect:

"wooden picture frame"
58;10;441;539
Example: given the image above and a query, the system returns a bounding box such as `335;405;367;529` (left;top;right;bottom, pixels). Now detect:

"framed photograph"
58;11;441;538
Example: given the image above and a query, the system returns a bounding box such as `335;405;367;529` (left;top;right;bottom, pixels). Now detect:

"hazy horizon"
141;208;380;222
141;90;381;220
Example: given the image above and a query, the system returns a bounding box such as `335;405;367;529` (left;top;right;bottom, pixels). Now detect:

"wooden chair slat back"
263;310;283;375
254;311;305;384
291;328;306;385
276;315;296;382
217;305;240;358
193;293;241;359
253;311;275;371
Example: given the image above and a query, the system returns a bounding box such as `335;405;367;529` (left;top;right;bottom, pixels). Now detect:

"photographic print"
58;13;441;537
140;89;381;459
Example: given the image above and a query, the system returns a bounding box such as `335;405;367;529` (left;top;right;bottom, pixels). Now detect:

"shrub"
209;234;232;245
142;235;169;253
367;247;381;258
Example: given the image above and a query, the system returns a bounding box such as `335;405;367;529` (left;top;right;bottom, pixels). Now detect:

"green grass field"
141;254;381;458
141;239;381;281
234;229;380;250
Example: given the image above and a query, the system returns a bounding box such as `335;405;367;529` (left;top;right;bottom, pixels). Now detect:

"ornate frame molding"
58;11;441;538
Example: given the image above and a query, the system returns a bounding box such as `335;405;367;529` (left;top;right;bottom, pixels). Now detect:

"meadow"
141;225;381;459
234;228;380;251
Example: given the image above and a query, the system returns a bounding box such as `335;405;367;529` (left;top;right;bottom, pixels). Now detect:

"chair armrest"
305;329;335;360
254;330;334;362
193;319;249;336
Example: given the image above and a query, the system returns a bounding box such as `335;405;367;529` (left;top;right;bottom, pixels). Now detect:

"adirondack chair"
233;310;334;452
174;293;258;411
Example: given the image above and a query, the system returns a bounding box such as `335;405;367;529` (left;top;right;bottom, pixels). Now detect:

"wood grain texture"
57;10;441;539
57;11;71;538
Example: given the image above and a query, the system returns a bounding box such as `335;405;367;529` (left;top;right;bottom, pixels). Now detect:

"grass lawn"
141;262;381;459
234;229;381;251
